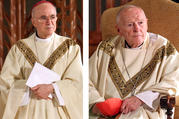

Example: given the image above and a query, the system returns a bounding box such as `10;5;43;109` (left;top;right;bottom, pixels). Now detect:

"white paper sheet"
26;62;60;87
21;62;65;106
136;91;159;109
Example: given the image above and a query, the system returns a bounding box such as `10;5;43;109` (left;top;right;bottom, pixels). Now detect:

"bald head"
116;5;148;48
31;2;57;39
31;2;57;18
116;5;146;25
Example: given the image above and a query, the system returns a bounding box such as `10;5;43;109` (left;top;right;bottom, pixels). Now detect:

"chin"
135;37;144;42
46;30;54;34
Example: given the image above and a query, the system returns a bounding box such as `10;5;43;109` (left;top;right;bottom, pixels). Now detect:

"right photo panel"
89;0;179;119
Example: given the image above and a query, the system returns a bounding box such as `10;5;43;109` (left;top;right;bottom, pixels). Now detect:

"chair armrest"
160;95;175;119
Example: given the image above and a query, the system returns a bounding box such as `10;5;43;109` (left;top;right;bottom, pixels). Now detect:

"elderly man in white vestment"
0;1;82;119
89;5;179;119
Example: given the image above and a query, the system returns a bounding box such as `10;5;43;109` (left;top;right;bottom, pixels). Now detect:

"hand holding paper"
21;62;65;106
31;84;54;100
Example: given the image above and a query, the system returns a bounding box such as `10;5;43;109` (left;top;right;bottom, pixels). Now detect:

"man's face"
117;7;148;48
31;3;57;38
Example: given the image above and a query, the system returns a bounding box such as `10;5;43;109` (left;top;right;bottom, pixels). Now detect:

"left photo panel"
0;0;83;119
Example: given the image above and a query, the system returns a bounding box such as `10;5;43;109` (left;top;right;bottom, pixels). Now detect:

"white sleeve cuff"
20;87;30;106
136;91;159;109
52;83;65;106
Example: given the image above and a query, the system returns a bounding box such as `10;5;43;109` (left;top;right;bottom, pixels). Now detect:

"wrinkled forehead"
32;3;57;17
121;8;147;21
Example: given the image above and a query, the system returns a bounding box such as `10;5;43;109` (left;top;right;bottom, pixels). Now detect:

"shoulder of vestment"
98;36;119;55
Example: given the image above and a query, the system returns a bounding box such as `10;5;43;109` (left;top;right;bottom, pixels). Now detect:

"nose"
46;18;52;24
133;23;139;32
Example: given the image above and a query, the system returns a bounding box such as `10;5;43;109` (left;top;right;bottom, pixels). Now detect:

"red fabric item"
96;98;122;116
32;0;54;10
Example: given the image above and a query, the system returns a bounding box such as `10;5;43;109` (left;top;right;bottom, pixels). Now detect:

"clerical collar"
35;32;53;42
125;40;144;49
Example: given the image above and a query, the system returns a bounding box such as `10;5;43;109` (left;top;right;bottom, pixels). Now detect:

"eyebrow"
39;14;56;17
126;19;146;22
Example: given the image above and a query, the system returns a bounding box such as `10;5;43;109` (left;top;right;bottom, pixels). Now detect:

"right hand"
92;104;101;115
31;84;54;100
120;96;143;114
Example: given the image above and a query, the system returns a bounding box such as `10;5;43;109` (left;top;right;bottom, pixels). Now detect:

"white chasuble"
89;33;179;119
0;33;83;119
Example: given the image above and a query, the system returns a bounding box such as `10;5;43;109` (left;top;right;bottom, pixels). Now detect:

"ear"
31;18;36;28
146;18;148;31
116;26;122;36
115;24;120;33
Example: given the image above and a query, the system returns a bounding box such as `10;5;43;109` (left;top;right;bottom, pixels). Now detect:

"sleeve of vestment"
140;41;179;111
89;48;105;108
145;49;179;95
0;45;27;118
54;44;83;118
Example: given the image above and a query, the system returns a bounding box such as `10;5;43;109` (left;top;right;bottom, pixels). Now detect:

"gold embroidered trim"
16;41;38;67
166;42;175;56
108;57;129;98
16;39;76;69
99;37;116;56
62;106;71;119
108;42;175;98
44;39;76;69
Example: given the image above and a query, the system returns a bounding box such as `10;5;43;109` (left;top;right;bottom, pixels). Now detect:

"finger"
31;88;38;93
127;107;132;113
92;104;101;114
124;106;130;114
41;96;50;100
120;104;125;112
31;85;40;91
34;92;40;98
33;91;37;95
48;97;52;100
121;101;128;111
121;101;126;110
37;96;43;100
36;95;45;100
122;107;127;114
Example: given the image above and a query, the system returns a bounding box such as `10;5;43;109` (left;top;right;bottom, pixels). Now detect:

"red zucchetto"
32;0;54;10
96;98;122;116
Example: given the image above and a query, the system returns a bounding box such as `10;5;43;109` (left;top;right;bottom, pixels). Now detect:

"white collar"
35;33;54;42
125;42;143;49
124;33;148;50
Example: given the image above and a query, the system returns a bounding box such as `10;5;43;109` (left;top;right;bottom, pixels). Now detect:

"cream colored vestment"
89;33;179;119
0;33;83;119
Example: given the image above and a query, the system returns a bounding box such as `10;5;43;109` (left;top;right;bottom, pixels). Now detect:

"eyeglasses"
37;15;57;22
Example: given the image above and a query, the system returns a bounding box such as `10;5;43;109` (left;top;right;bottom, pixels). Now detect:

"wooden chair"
89;0;132;56
101;0;179;118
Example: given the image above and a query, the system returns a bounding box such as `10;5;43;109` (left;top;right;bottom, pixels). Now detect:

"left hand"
120;96;143;114
31;84;54;100
92;104;101;115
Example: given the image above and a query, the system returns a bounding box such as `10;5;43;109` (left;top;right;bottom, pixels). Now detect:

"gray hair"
31;3;57;18
116;5;145;24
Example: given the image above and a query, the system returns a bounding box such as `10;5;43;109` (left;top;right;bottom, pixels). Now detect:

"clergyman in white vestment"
0;1;83;119
89;5;179;119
